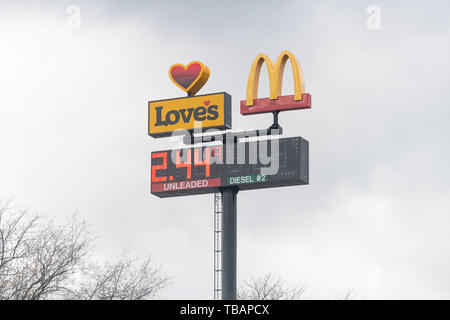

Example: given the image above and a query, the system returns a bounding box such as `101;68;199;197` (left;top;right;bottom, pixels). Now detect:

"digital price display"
151;137;308;198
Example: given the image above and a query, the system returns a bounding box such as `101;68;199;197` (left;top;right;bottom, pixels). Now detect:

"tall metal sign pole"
148;50;311;300
221;187;237;300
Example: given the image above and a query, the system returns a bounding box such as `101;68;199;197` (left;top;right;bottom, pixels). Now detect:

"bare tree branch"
238;273;304;300
335;284;358;300
66;250;169;300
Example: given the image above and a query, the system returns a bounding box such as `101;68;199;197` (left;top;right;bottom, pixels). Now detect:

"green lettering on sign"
227;174;267;186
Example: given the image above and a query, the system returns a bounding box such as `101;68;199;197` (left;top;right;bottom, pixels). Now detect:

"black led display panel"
151;137;308;198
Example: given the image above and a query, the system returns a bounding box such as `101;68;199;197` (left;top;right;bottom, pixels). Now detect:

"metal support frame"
213;192;223;300
269;110;282;131
189;88;282;300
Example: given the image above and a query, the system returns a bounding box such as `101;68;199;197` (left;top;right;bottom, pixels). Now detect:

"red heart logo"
169;61;210;96
204;100;211;106
170;63;201;89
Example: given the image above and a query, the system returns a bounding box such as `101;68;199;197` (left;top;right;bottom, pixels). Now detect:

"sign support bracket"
269;110;282;132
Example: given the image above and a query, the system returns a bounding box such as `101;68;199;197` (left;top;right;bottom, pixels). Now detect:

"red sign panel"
151;178;221;193
240;94;311;115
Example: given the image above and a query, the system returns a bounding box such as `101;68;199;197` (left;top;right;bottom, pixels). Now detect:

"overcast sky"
1;0;450;299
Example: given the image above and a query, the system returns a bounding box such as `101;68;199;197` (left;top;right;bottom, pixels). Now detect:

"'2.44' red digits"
152;148;211;183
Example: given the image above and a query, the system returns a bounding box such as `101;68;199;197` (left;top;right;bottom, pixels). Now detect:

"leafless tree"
66;252;168;300
0;199;168;300
334;285;358;300
238;273;304;300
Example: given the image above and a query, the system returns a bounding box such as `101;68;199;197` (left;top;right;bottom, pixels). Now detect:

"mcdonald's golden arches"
240;50;311;115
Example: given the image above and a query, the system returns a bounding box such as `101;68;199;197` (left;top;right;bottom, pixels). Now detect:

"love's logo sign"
169;61;210;96
148;92;231;137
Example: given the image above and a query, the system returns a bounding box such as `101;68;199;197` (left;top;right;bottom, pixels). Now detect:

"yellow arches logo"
241;50;311;115
246;51;305;106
